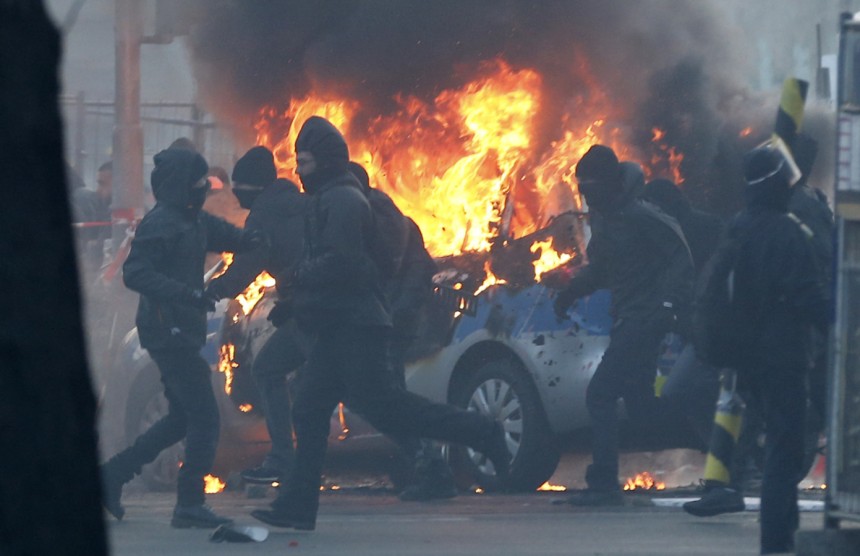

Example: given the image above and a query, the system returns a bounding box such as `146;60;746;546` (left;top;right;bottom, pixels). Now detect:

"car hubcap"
466;378;523;475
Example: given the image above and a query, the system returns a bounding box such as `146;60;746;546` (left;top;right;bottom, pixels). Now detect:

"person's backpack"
366;188;409;283
691;234;760;369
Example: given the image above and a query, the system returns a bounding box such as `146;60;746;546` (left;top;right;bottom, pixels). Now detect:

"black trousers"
747;363;806;555
113;348;219;506
279;325;494;510
585;317;666;491
251;321;307;474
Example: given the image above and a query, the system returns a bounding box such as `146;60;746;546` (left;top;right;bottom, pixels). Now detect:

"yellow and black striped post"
773;77;809;151
702;370;745;486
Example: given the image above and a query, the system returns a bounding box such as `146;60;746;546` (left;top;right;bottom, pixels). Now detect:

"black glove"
188;288;219;312
267;300;292;327
239;228;269;252
553;289;576;320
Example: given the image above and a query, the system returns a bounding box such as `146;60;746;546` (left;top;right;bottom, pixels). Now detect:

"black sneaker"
241;466;283;485
566;489;624;507
171;504;233;529
682;487;745;517
251;488;318;531
100;462;127;521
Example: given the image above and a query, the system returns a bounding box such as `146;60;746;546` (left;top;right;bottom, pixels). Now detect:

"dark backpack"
366;188;409;282
691;235;760;369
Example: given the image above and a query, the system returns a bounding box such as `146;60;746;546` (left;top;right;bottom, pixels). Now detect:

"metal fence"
60;93;239;190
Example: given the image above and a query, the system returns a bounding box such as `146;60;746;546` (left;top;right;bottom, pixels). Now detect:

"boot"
171;504;233;529
100;454;137;521
682;486;745;517
399;458;458;501
251;487;318;531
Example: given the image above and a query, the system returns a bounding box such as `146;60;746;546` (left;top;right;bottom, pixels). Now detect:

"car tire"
124;366;184;491
449;358;560;492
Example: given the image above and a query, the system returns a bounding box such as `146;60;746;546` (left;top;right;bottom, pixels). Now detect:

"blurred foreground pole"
0;2;108;555
113;0;144;246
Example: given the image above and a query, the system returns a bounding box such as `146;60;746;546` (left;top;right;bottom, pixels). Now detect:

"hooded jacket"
208;179;308;299
291;118;390;331
123;149;245;350
728;180;829;371
562;163;694;322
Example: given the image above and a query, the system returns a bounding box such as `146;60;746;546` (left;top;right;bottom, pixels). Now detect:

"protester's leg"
248;323;306;480
100;350;189;520
583;319;664;493
252;334;343;529
759;366;806;555
152;350;220;509
335;327;508;475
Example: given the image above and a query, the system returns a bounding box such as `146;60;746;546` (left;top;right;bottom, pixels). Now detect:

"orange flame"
622;471;666;491
531;239;572;282
238;403;253;413
218;343;237;395
204;474;226;494
255;58;645;259
739;126;753;138
235;271;276;316
537;482;567;492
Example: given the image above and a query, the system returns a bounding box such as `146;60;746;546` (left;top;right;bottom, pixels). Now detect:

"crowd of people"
88;116;832;555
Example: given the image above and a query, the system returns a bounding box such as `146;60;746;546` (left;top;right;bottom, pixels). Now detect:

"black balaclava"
743;146;794;212
151;148;209;215
232;146;277;209
347;161;372;195
294;116;349;195
643;178;690;221
575;144;623;213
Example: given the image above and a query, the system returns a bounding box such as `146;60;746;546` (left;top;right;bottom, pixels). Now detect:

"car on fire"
101;212;689;492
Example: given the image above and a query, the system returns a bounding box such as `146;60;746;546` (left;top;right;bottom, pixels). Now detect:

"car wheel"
449;358;560;492
124;366;184;491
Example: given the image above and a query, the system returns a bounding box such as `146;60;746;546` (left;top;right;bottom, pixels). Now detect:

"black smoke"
187;0;823;216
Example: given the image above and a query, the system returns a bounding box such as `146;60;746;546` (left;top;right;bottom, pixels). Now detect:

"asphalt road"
106;488;828;556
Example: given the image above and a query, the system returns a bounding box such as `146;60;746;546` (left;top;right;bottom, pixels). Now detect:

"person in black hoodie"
250;116;510;531
554;145;694;506
207;146;309;485
100;147;265;529
719;146;827;555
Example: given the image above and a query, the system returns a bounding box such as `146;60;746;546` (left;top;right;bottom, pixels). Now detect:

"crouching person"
100;148;266;528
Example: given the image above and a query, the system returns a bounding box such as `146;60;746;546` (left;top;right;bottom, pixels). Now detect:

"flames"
235;271;276;315
204;474;226;494
254;57;685;284
218;343;237;395
623;471;666;491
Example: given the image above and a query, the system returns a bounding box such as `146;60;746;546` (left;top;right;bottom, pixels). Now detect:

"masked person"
347;161;456;502
250;116;510;531
554;145;694;506
100;148;267;528
206;146;309;486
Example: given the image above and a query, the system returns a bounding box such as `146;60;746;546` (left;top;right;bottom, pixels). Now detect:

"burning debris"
623;472;667;492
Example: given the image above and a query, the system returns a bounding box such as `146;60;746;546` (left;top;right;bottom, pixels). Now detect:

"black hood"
151;148;209;209
347;161;372;195
295;116;350;194
642;178;690;220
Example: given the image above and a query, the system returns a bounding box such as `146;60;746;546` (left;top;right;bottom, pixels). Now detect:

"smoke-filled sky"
186;0;845;212
46;0;851;211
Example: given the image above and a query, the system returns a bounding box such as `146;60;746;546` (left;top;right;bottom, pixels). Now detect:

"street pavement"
106;488;826;556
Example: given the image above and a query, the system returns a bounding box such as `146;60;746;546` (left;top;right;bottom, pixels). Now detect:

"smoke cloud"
187;0;836;214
